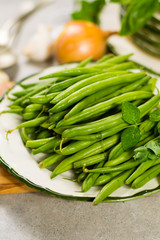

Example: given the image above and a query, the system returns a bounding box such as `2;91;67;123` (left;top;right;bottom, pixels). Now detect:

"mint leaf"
134;146;149;162
122;101;140;125
120;0;159;36
150;109;160;122
146;138;160;156
121;126;141;151
71;0;105;25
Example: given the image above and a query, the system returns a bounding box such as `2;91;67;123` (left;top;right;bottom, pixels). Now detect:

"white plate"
1;64;160;202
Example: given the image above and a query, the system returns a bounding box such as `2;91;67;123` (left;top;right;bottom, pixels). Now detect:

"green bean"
85;158;145;174
73;152;108;169
74;169;83;175
0;109;23;115
48;73;95;93
22;112;39;120
12;89;32;97
48;110;68;124
66;76;150;118
30;92;60;104
19;83;37;89
93;169;134;205
55;139;97;155
94;172;121;186
81;160;105;192
101;61;135;71
39;154;65;168
32;138;61;155
26;137;55;149
50;134;119;178
94;53;133;67
24;104;43;113
25;127;37;134
61;91;152;138
131;164;160;189
8;116;48;133
20;128;31;143
96;54;114;64
126;158;160;185
78;56;92;67
51;71;128;105
39;67;101;79
36;129;52;139
61;94;160;138
77;172;88;182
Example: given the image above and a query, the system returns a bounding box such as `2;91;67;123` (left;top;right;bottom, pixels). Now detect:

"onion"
54;20;117;63
0;71;14;96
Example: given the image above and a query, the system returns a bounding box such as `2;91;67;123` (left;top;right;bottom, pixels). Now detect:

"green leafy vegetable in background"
120;0;160;36
71;0;106;25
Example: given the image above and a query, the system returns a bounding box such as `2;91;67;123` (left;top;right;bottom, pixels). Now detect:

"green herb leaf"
134;146;149;162
109;0;132;5
150;109;160;122
71;0;106;25
134;136;160;162
121;126;141;151
120;0;159;36
122;101;140;125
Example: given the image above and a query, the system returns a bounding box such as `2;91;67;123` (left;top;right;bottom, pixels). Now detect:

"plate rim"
1;71;160;203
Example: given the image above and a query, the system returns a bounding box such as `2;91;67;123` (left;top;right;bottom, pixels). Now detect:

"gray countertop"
1;1;160;240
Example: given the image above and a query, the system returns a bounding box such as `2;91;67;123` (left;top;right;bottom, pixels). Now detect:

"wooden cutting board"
0;164;36;194
0;77;36;194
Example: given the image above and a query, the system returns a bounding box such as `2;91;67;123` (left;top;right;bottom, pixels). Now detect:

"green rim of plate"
1;71;160;203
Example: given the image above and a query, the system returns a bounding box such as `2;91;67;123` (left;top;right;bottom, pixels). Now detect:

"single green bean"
93;169;134;205
85;158;145;174
22;112;39;121
20;128;31;143
39;67;101;79
48;73;95;93
74;152;108;169
77;172;88;182
30;92;60;104
94;171;121;186
8;116;48;133
39;154;65;168
78;56;92;67
36;129;52;139
26;137;55;149
55;139;97;155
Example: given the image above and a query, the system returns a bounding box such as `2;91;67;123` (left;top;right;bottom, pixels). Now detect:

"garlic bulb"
0;70;14;96
22;25;54;62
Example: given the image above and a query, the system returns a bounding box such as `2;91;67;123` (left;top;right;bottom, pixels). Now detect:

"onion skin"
55;20;117;63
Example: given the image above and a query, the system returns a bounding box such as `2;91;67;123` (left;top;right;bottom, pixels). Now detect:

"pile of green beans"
4;54;160;205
